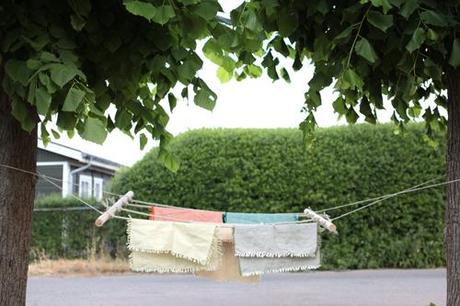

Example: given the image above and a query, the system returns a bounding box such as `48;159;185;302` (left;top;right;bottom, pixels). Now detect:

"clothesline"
0;163;454;224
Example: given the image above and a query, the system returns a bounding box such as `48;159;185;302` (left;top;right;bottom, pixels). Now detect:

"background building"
36;140;123;200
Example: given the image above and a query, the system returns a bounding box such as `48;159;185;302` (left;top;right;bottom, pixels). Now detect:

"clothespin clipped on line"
95;191;134;227
303;208;337;234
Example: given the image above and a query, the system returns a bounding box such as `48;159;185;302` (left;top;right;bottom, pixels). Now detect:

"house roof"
37;140;124;172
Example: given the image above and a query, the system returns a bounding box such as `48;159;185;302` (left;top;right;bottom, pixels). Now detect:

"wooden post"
95;191;134;227
217;226;233;242
303;208;337;234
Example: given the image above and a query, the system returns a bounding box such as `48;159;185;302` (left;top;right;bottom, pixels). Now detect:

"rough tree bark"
0;72;38;305
447;68;460;306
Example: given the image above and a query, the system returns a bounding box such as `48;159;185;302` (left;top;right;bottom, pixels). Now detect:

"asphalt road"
27;269;445;306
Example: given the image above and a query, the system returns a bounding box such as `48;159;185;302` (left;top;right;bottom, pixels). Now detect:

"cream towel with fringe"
128;219;221;273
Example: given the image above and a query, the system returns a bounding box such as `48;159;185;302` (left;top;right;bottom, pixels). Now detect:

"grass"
29;244;129;276
28;257;130;276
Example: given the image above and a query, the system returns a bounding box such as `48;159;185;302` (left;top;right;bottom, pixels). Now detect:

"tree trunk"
447;68;460;306
0;78;37;304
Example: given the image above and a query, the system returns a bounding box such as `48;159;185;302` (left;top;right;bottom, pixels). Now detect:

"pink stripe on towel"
149;207;224;223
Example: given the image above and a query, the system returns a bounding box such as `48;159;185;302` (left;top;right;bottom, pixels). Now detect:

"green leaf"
241;10;262;32
370;0;392;14
35;87;52;115
217;67;232;83
68;0;91;17
406;28;425;53
247;64;262;78
346;107;359;123
355;38;378;63
23;35;49;51
306;90;321;108
26;59;41;70
11;97;28;122
49;64;78;87
123;1;157;20
426;29;439;41
38;72;57;94
56;38;77;50
277;8;298;37
177;0;200;4
400;0;418;18
139;133;148;150
158;149;180;172
334;25;355;41
57;112;78;130
280;68;291;82
62;87;86;112
420;10;448;27
40;51;59;63
181;87;189;99
152;5;175;25
194;88;216;111
359;97;376;123
70;14;87;31
367;11;393;32
449;39;460;68
192;2;220;20
168;93;177;111
80;117;107;144
115;109;132;130
177;58;202;84
51;129;61;139
342;68;364;90
5;60;32;86
332;97;347;114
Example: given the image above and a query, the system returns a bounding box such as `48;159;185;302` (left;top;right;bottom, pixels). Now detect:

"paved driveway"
27;269;445;306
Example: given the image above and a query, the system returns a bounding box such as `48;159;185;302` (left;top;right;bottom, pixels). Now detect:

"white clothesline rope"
317;176;444;213
0;163;452;224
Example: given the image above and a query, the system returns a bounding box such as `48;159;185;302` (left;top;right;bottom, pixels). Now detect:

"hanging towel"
238;250;321;276
195;242;260;283
233;223;318;257
150;207;224;223
129;247;222;273
224;212;299;224
127;219;222;273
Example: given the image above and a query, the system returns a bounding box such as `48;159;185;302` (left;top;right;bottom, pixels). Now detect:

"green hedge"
111;123;446;269
31;195;127;260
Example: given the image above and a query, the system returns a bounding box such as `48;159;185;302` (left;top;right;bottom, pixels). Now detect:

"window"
93;178;104;201
79;175;92;198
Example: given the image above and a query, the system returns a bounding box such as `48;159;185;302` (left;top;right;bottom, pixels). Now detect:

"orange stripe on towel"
149;207;224;223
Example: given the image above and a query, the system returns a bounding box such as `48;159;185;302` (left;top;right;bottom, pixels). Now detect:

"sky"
49;1;396;167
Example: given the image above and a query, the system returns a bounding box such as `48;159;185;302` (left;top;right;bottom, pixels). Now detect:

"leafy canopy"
1;0;223;171
201;0;456;139
1;0;457;170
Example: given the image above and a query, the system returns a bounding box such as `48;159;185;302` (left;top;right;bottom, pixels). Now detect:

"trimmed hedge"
31;195;127;260
112;123;446;269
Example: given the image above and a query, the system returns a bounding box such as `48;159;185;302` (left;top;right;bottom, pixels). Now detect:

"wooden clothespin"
95;191;134;227
303;208;337;234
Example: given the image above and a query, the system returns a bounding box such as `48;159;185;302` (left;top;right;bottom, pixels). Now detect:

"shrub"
112;123;446;269
31;195;127;260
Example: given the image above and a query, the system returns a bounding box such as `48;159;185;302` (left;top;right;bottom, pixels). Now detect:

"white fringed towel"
234;223;320;276
234;223;318;257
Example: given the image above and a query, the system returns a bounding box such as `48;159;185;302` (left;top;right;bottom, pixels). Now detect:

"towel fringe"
234;250;317;258
241;264;321;277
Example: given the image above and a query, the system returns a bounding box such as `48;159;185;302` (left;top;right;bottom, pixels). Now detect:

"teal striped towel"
224;212;299;224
